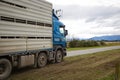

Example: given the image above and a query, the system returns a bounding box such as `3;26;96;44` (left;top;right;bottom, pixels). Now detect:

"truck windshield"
60;27;64;34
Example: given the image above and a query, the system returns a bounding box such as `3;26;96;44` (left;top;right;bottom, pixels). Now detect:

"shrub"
69;39;79;48
68;39;104;48
99;41;106;46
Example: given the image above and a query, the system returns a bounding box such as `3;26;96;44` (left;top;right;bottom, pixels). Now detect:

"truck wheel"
0;59;12;80
56;50;63;63
37;53;47;68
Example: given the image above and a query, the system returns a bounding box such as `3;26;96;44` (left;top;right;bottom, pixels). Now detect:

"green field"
9;49;120;80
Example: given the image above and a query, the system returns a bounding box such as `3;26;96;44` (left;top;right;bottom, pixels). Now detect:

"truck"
0;0;68;79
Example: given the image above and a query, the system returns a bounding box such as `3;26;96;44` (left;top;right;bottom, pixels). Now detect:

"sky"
46;0;120;39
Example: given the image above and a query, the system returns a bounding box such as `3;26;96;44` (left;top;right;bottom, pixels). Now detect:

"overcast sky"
46;0;120;39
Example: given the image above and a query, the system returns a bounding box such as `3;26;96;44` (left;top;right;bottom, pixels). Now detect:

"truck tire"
37;53;47;68
0;58;12;80
56;50;63;63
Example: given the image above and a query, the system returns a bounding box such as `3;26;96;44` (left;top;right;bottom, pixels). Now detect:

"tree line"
68;39;106;48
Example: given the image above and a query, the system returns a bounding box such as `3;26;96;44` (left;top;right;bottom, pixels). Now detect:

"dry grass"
8;49;120;80
105;42;120;46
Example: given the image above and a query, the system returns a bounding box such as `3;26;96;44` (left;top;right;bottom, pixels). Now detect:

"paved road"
67;46;120;57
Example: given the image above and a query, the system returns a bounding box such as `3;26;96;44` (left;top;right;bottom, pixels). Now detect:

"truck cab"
53;10;68;57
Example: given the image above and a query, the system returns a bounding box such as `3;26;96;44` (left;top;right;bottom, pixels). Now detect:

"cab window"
60;27;64;34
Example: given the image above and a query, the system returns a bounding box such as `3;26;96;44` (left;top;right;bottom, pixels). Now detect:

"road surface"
67;46;120;57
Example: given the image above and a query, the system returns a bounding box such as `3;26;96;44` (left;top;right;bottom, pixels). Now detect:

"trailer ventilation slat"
0;0;26;9
0;16;52;27
16;19;26;24
1;16;14;22
0;36;52;39
27;21;36;25
45;24;52;27
37;22;44;26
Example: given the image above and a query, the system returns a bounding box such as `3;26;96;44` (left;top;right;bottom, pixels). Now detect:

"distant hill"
89;35;120;41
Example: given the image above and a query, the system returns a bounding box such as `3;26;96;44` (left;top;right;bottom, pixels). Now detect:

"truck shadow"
11;62;53;75
11;66;35;75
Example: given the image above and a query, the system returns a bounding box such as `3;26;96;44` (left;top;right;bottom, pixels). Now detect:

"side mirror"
65;30;68;36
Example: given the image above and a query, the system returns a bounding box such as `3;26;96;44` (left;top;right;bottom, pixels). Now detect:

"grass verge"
97;74;115;80
9;49;120;80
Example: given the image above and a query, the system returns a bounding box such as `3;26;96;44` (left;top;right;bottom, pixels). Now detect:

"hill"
90;35;120;41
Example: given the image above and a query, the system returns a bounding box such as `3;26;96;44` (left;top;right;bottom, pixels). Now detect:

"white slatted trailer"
0;0;54;79
0;0;53;54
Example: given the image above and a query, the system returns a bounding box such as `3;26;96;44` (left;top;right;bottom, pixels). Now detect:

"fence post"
115;62;120;80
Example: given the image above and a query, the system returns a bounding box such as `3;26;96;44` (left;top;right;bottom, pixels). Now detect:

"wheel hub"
40;56;46;64
57;52;62;59
56;50;63;63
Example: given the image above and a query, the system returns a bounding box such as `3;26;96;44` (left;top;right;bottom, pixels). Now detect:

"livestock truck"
0;0;68;79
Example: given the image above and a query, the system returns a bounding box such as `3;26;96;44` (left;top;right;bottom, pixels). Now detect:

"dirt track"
8;49;120;80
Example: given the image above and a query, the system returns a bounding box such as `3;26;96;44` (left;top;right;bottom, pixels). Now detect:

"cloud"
60;5;120;27
55;5;120;20
90;14;120;30
52;3;120;38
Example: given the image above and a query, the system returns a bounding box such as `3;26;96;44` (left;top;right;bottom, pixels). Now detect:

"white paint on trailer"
0;39;26;53
0;0;52;24
0;0;53;54
0;21;52;37
27;39;52;50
